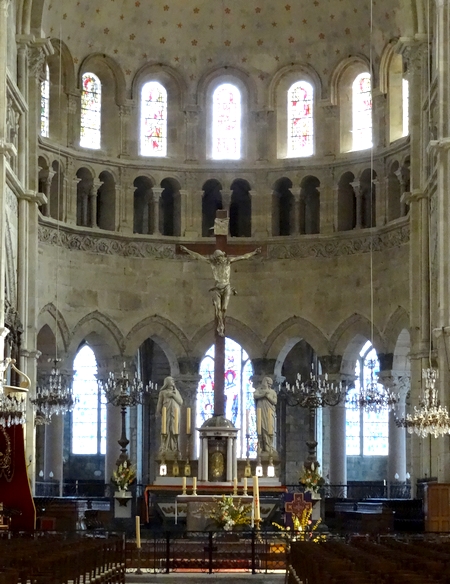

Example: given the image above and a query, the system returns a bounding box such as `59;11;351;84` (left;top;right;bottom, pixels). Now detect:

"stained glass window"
402;78;409;137
40;64;50;138
287;81;314;157
80;72;101;149
212;83;241;160
346;340;389;456
140;81;167;157
352;73;372;151
196;338;256;458
72;344;106;455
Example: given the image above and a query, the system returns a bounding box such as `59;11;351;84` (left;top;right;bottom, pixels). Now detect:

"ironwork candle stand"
135;549;142;575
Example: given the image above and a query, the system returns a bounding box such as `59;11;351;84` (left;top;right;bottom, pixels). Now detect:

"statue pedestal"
198;416;238;482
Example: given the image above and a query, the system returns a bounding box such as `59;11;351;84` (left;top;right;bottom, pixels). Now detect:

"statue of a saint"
180;246;261;336
156;376;183;453
254;376;277;453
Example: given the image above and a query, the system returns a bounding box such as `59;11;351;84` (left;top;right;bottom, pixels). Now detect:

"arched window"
80;72;101;149
212;83;241;160
72;344;106;455
140;81;167;157
287;81;314;157
40;64;50;138
346;341;389;456
196;338;256;458
352;73;372;151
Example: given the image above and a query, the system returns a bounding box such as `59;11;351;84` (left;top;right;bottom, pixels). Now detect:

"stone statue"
180;246;261;336
156;376;183;453
254;376;277;453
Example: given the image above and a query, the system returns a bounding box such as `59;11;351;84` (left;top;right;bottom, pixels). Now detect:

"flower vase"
115;489;132;507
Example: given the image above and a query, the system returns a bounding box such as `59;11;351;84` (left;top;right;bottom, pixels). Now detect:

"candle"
161;407;167;435
233;477;238;494
174;407;179;433
192;476;197;494
186;407;191;435
253;476;260;521
182;477;186;494
135;515;141;549
243;477;248;494
256;408;262;435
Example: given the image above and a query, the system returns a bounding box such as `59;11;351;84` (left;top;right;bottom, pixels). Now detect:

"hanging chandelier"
395;368;450;438
0;358;30;427
347;358;399;413
281;365;347;408
99;363;155;464
31;359;75;424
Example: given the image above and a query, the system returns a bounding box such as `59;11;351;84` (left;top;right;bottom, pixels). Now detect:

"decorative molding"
38;224;175;259
5;184;18;214
267;224;410;259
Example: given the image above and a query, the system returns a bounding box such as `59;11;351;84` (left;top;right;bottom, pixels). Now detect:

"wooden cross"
180;210;261;418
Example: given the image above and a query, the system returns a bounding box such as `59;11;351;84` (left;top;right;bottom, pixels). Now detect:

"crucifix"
180;210;261;418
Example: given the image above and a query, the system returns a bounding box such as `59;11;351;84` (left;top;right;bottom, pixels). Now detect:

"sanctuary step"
126;575;285;584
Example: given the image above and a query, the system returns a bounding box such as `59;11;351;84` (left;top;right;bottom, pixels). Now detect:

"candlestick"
256;408;262;435
192;476;197;495
182;476;187;494
186;407;191;435
135;515;141;549
253;475;260;521
233;477;238;495
161;406;167;435
174;407;179;433
243;477;248;496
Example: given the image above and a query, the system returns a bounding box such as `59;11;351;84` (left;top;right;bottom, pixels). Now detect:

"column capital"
0;0;11;14
404;189;429;204
175;374;200;405
318;354;343;375
251;358;276;377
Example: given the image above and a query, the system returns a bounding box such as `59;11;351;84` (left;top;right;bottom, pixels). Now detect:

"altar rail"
0;533;125;584
287;536;450;584
126;530;287;574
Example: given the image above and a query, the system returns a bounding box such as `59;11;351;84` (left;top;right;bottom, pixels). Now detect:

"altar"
175;494;254;531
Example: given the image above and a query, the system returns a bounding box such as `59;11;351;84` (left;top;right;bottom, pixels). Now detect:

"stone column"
67;92;80;148
372;89;387;150
253;110;270;161
292;187;301;235
176;367;201;462
118;167;133;235
220;190;231;216
90;180;101;228
373;178;382;227
44;414;64;495
320;355;349;493
119;104;132;158
250;187;271;238
179;189;189;237
351;180;362;229
318;103;338;157
378;373;409;482
184;106;199;162
152;187;163;235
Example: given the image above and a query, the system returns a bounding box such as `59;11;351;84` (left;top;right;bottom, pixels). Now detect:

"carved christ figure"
180;246;261;336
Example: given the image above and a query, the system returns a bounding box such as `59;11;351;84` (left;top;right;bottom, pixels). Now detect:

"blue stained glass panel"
196;337;255;458
140;81;167;157
212;83;241;160
287;81;314;157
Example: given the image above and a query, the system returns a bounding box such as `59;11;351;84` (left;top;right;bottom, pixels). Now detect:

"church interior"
1;0;450;580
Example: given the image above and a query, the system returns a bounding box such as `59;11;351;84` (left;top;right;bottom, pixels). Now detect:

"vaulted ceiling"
41;0;406;94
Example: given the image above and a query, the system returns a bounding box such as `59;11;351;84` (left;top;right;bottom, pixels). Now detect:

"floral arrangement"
112;461;136;491
299;463;325;493
273;507;326;543
208;495;252;531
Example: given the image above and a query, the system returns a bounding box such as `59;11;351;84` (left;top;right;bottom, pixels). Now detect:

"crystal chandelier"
0;358;30;427
348;358;398;413
395;368;450;438
282;365;347;408
31;359;75;424
99;363;154;464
